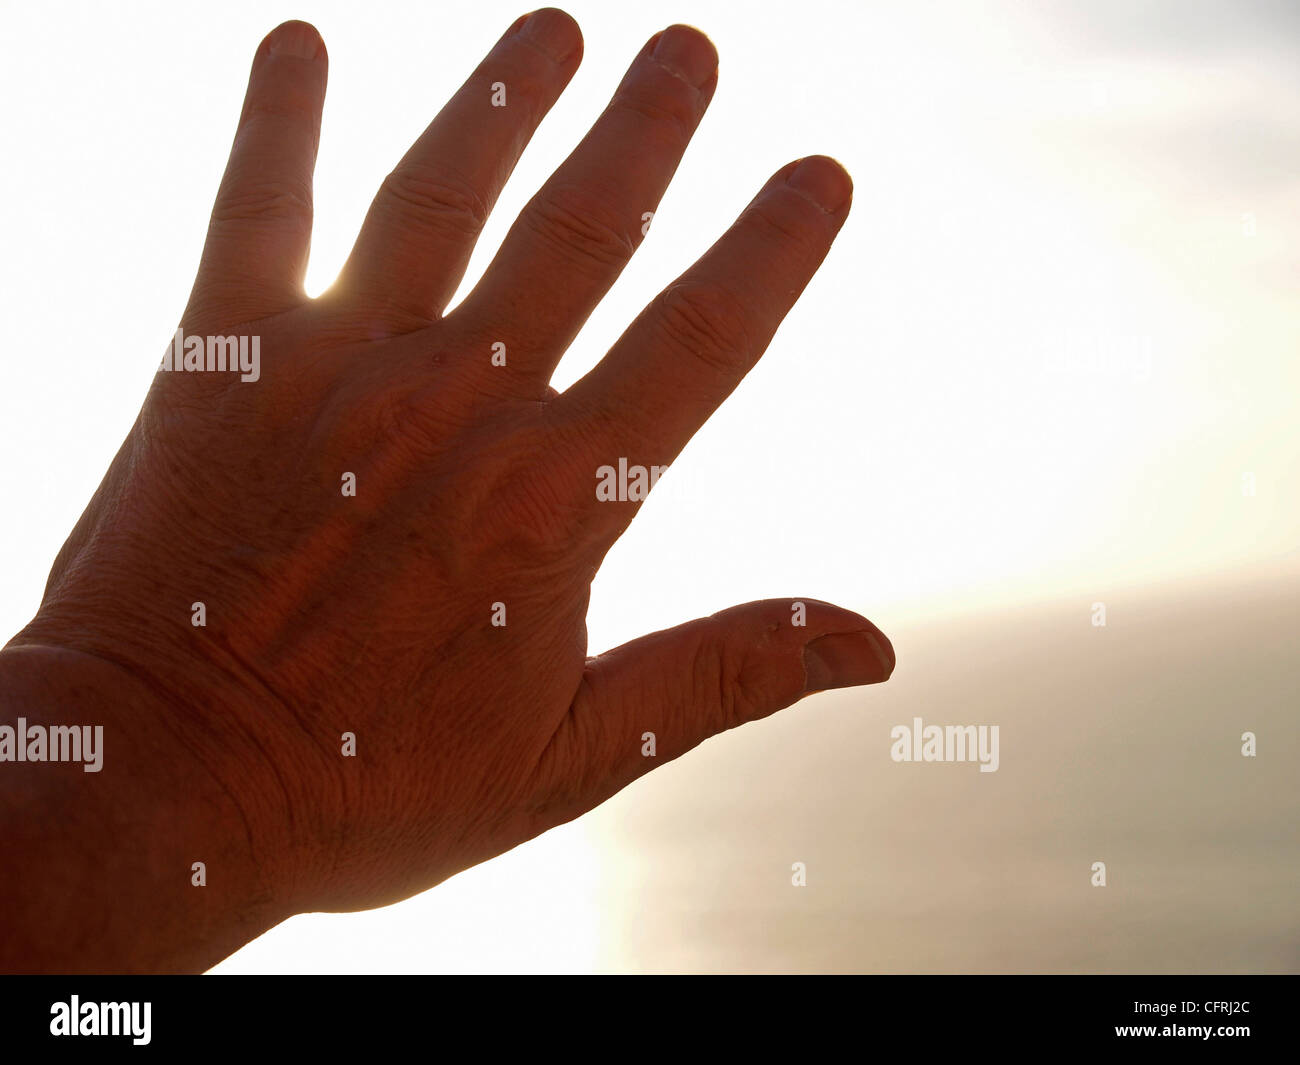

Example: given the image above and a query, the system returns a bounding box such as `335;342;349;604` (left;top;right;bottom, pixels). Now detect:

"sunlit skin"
0;11;893;973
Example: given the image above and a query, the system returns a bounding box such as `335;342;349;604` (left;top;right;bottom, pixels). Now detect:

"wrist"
0;640;290;972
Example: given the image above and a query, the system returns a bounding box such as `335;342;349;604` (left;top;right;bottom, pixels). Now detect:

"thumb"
533;599;894;825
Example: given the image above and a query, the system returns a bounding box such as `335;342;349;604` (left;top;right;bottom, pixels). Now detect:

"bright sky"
1;0;1296;970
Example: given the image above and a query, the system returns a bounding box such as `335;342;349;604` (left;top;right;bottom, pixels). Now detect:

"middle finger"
448;24;718;389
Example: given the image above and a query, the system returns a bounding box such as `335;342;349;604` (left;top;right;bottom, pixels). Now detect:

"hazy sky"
1;0;1295;971
2;0;1294;649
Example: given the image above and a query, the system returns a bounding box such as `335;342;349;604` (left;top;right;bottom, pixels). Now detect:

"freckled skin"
0;11;893;972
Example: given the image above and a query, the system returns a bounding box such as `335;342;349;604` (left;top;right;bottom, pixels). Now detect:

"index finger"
551;155;853;544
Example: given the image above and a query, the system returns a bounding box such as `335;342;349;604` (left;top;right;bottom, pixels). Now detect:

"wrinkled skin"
0;11;893;972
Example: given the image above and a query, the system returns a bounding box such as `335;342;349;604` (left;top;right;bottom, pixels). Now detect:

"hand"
2;10;893;972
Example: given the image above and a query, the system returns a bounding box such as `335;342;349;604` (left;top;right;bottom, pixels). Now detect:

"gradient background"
1;0;1296;972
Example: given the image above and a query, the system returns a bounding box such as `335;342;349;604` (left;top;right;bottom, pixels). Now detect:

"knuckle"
745;195;823;256
612;85;698;143
689;630;750;732
654;282;753;375
379;164;488;238
523;185;635;275
492;66;551;106
493;468;585;558
479;426;593;560
242;99;318;125
211;177;313;226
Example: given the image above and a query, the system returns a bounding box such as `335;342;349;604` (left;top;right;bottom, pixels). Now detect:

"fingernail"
519;8;581;64
651;24;718;90
268;22;323;61
786;156;853;213
802;630;894;693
